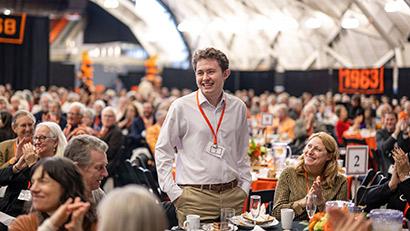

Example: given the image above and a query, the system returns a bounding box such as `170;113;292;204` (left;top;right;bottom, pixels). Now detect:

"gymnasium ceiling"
5;0;410;71
88;0;410;71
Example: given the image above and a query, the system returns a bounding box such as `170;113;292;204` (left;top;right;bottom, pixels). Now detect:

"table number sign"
345;145;368;176
261;113;273;127
0;13;27;45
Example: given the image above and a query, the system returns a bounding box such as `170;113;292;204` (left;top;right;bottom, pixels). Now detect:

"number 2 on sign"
354;155;360;167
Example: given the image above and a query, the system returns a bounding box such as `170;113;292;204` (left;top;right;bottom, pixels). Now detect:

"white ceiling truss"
91;0;410;71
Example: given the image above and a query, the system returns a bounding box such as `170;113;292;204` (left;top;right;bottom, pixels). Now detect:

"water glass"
348;205;364;218
249;195;261;225
220;208;235;230
325;200;354;213
369;209;403;231
305;194;317;219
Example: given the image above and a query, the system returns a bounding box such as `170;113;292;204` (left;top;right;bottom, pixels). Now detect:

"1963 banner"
0;14;27;45
338;67;384;94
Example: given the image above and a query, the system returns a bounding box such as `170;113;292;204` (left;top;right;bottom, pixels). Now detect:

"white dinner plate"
202;223;238;231
229;215;279;229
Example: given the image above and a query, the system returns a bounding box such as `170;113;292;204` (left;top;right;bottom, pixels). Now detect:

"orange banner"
0;13;27;45
338;67;384;94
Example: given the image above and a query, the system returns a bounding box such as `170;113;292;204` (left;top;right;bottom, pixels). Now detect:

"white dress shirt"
155;90;251;202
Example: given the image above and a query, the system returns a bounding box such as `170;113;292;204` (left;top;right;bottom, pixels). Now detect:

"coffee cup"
280;208;295;230
183;214;200;231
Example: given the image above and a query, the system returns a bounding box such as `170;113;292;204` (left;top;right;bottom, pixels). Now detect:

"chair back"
371;171;384;186
361;168;375;187
246;189;275;214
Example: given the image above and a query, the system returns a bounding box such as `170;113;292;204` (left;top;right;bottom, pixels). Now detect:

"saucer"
202;223;237;231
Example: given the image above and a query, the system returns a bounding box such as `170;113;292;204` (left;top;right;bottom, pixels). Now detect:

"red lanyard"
304;170;310;194
404;203;410;217
195;91;226;145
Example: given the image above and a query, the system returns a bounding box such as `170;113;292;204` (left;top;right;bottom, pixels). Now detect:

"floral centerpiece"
308;212;332;231
308;201;353;231
248;138;267;164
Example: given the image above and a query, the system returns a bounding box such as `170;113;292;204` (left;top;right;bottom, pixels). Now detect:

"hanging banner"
0;14;27;45
338;67;384;94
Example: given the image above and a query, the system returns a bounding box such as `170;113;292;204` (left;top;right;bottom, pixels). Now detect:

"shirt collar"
197;90;226;108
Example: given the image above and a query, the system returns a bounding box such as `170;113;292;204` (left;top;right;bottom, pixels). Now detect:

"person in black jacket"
98;107;124;181
376;111;410;168
362;147;410;219
98;107;124;164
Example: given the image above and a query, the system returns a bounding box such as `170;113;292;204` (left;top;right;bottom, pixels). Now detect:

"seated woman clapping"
272;132;347;220
9;157;96;231
362;147;410;219
0;122;67;218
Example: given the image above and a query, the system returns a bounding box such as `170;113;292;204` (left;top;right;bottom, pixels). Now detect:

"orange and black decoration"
80;51;94;92
338;67;384;94
0;13;27;45
144;56;159;82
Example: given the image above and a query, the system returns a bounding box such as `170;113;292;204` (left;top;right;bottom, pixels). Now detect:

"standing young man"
155;48;251;225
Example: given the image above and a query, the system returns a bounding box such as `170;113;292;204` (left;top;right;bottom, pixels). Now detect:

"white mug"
183;214;200;231
280;208;295;230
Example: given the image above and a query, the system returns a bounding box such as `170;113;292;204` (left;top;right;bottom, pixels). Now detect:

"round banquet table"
170;221;308;231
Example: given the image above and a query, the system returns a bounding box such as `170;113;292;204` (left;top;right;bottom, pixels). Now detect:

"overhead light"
3;9;11;15
384;0;401;12
304;17;322;29
341;16;359;29
103;0;119;9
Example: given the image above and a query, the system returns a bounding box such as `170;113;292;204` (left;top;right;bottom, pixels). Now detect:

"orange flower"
308;212;326;231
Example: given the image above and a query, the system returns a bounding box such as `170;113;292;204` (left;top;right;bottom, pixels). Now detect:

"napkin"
244;205;272;223
259;204;266;216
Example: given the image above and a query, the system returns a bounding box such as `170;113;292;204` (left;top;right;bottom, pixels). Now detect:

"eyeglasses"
33;135;55;142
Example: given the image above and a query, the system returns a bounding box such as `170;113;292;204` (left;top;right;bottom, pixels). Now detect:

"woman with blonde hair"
97;185;167;231
272;132;347;221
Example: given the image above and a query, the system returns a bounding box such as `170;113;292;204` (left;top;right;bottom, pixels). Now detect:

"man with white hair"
64;135;109;205
63;102;86;139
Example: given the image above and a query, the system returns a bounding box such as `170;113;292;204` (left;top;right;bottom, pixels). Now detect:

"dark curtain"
49;62;75;89
284;69;336;97
0;15;49;90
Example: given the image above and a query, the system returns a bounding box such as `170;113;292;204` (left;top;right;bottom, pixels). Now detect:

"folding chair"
246;189;275;214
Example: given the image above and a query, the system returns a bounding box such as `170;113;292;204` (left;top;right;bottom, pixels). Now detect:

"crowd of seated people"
0;80;409;230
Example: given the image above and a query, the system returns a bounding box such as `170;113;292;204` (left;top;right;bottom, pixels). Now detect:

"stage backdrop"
0;15;49;90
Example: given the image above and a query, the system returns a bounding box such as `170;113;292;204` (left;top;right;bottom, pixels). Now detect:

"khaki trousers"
174;186;247;227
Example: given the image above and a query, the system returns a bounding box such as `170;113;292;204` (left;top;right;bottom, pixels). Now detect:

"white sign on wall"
345;145;368;176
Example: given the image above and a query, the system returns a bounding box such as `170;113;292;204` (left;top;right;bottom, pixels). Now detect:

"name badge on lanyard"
205;142;225;158
0;186;8;198
196;91;227;159
18;190;31;201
